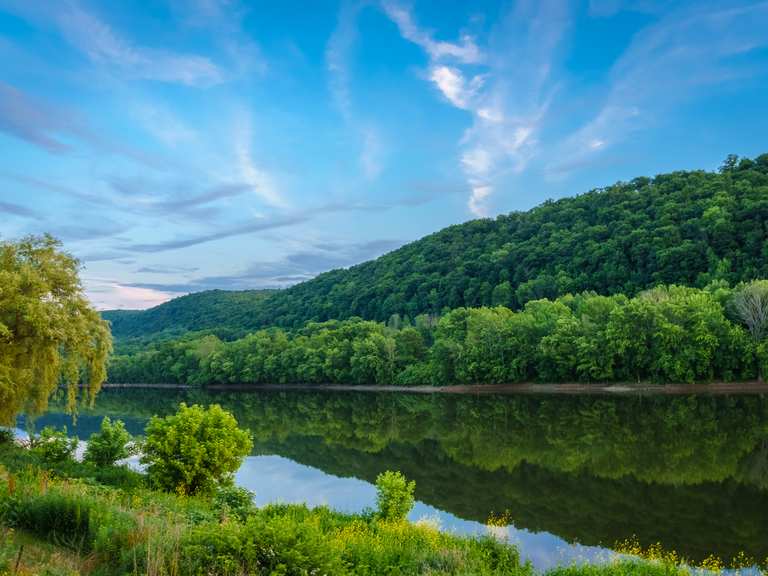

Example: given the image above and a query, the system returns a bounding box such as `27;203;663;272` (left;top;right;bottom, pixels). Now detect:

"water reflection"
22;388;768;568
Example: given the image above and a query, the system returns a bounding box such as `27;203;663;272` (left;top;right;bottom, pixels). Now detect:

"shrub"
212;485;255;521
0;429;14;445
180;513;345;576
84;417;134;467
141;403;253;495
375;470;415;521
31;427;77;464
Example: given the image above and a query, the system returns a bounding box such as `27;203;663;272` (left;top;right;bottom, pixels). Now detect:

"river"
17;388;768;571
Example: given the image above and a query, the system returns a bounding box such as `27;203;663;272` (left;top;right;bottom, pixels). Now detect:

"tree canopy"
0;235;112;425
107;282;768;386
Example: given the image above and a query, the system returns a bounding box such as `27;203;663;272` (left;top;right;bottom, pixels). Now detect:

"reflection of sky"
236;453;608;571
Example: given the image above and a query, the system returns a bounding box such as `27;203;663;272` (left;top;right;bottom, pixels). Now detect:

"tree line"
107;280;768;386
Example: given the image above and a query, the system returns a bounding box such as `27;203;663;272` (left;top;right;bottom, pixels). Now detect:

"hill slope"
107;154;768;338
245;154;768;327
102;289;275;340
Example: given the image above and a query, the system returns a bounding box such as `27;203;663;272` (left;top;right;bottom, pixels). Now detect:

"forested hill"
107;154;768;338
102;289;275;340
240;154;768;328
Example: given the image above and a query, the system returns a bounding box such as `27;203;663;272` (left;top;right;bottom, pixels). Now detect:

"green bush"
212;485;255;521
141;403;253;495
0;429;14;445
31;427;78;464
180;513;344;576
375;470;415;521
84;417;134;467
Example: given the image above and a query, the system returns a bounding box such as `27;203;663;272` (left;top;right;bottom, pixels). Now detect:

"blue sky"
1;0;767;309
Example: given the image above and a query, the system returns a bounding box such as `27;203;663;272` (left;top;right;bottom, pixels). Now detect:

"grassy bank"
0;440;740;576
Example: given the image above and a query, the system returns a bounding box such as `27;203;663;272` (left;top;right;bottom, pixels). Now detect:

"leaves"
0;235;112;425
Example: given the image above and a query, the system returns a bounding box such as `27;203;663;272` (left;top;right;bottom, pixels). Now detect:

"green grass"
0;442;762;576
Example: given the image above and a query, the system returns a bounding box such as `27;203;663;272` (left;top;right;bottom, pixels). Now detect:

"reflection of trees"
58;390;768;488
43;389;768;561
262;435;768;563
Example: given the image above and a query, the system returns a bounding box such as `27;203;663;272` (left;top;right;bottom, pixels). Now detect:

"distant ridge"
102;289;276;340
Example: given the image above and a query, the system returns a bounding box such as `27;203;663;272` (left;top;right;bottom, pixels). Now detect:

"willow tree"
0;235;112;425
731;280;768;381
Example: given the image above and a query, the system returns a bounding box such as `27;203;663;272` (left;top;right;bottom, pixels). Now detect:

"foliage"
109;283;763;385
375;470;415;521
32;426;78;464
102;289;276;341
141;403;253;495
0;429;13;445
83;417;134;467
212;485;255;521
0;235;112;425
0;444;538;576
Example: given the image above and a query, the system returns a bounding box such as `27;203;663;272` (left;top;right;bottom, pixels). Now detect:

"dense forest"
103;289;275;341
107;282;768;385
104;154;768;341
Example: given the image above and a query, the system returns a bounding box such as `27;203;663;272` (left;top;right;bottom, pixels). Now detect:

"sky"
1;0;767;310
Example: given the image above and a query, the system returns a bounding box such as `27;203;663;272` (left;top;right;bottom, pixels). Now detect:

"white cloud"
85;278;177;310
383;0;566;216
234;114;285;208
381;1;483;64
429;66;486;109
56;4;224;86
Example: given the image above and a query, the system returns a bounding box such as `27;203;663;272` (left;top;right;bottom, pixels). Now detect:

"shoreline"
99;381;768;395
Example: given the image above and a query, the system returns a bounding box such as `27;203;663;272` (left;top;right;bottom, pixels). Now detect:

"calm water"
18;389;768;571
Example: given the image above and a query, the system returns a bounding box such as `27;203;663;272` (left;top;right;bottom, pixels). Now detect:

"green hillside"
244;154;768;327
102;289;276;340
107;154;768;338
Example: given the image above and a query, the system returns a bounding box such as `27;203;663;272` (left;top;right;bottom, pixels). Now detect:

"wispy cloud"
56;3;224;86
169;0;267;77
0;200;40;219
107;177;251;220
123;213;309;253
548;0;768;175
382;0;567;216
326;2;386;181
381;1;483;64
0;82;84;153
0;172;103;204
0;82;173;170
234;112;286;208
136;265;199;274
125;238;403;292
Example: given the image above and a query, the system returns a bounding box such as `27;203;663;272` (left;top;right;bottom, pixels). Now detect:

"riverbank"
0;440;708;576
100;380;768;395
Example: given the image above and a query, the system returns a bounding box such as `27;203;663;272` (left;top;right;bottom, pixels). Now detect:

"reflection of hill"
258;435;768;563
50;389;768;489
38;388;768;561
